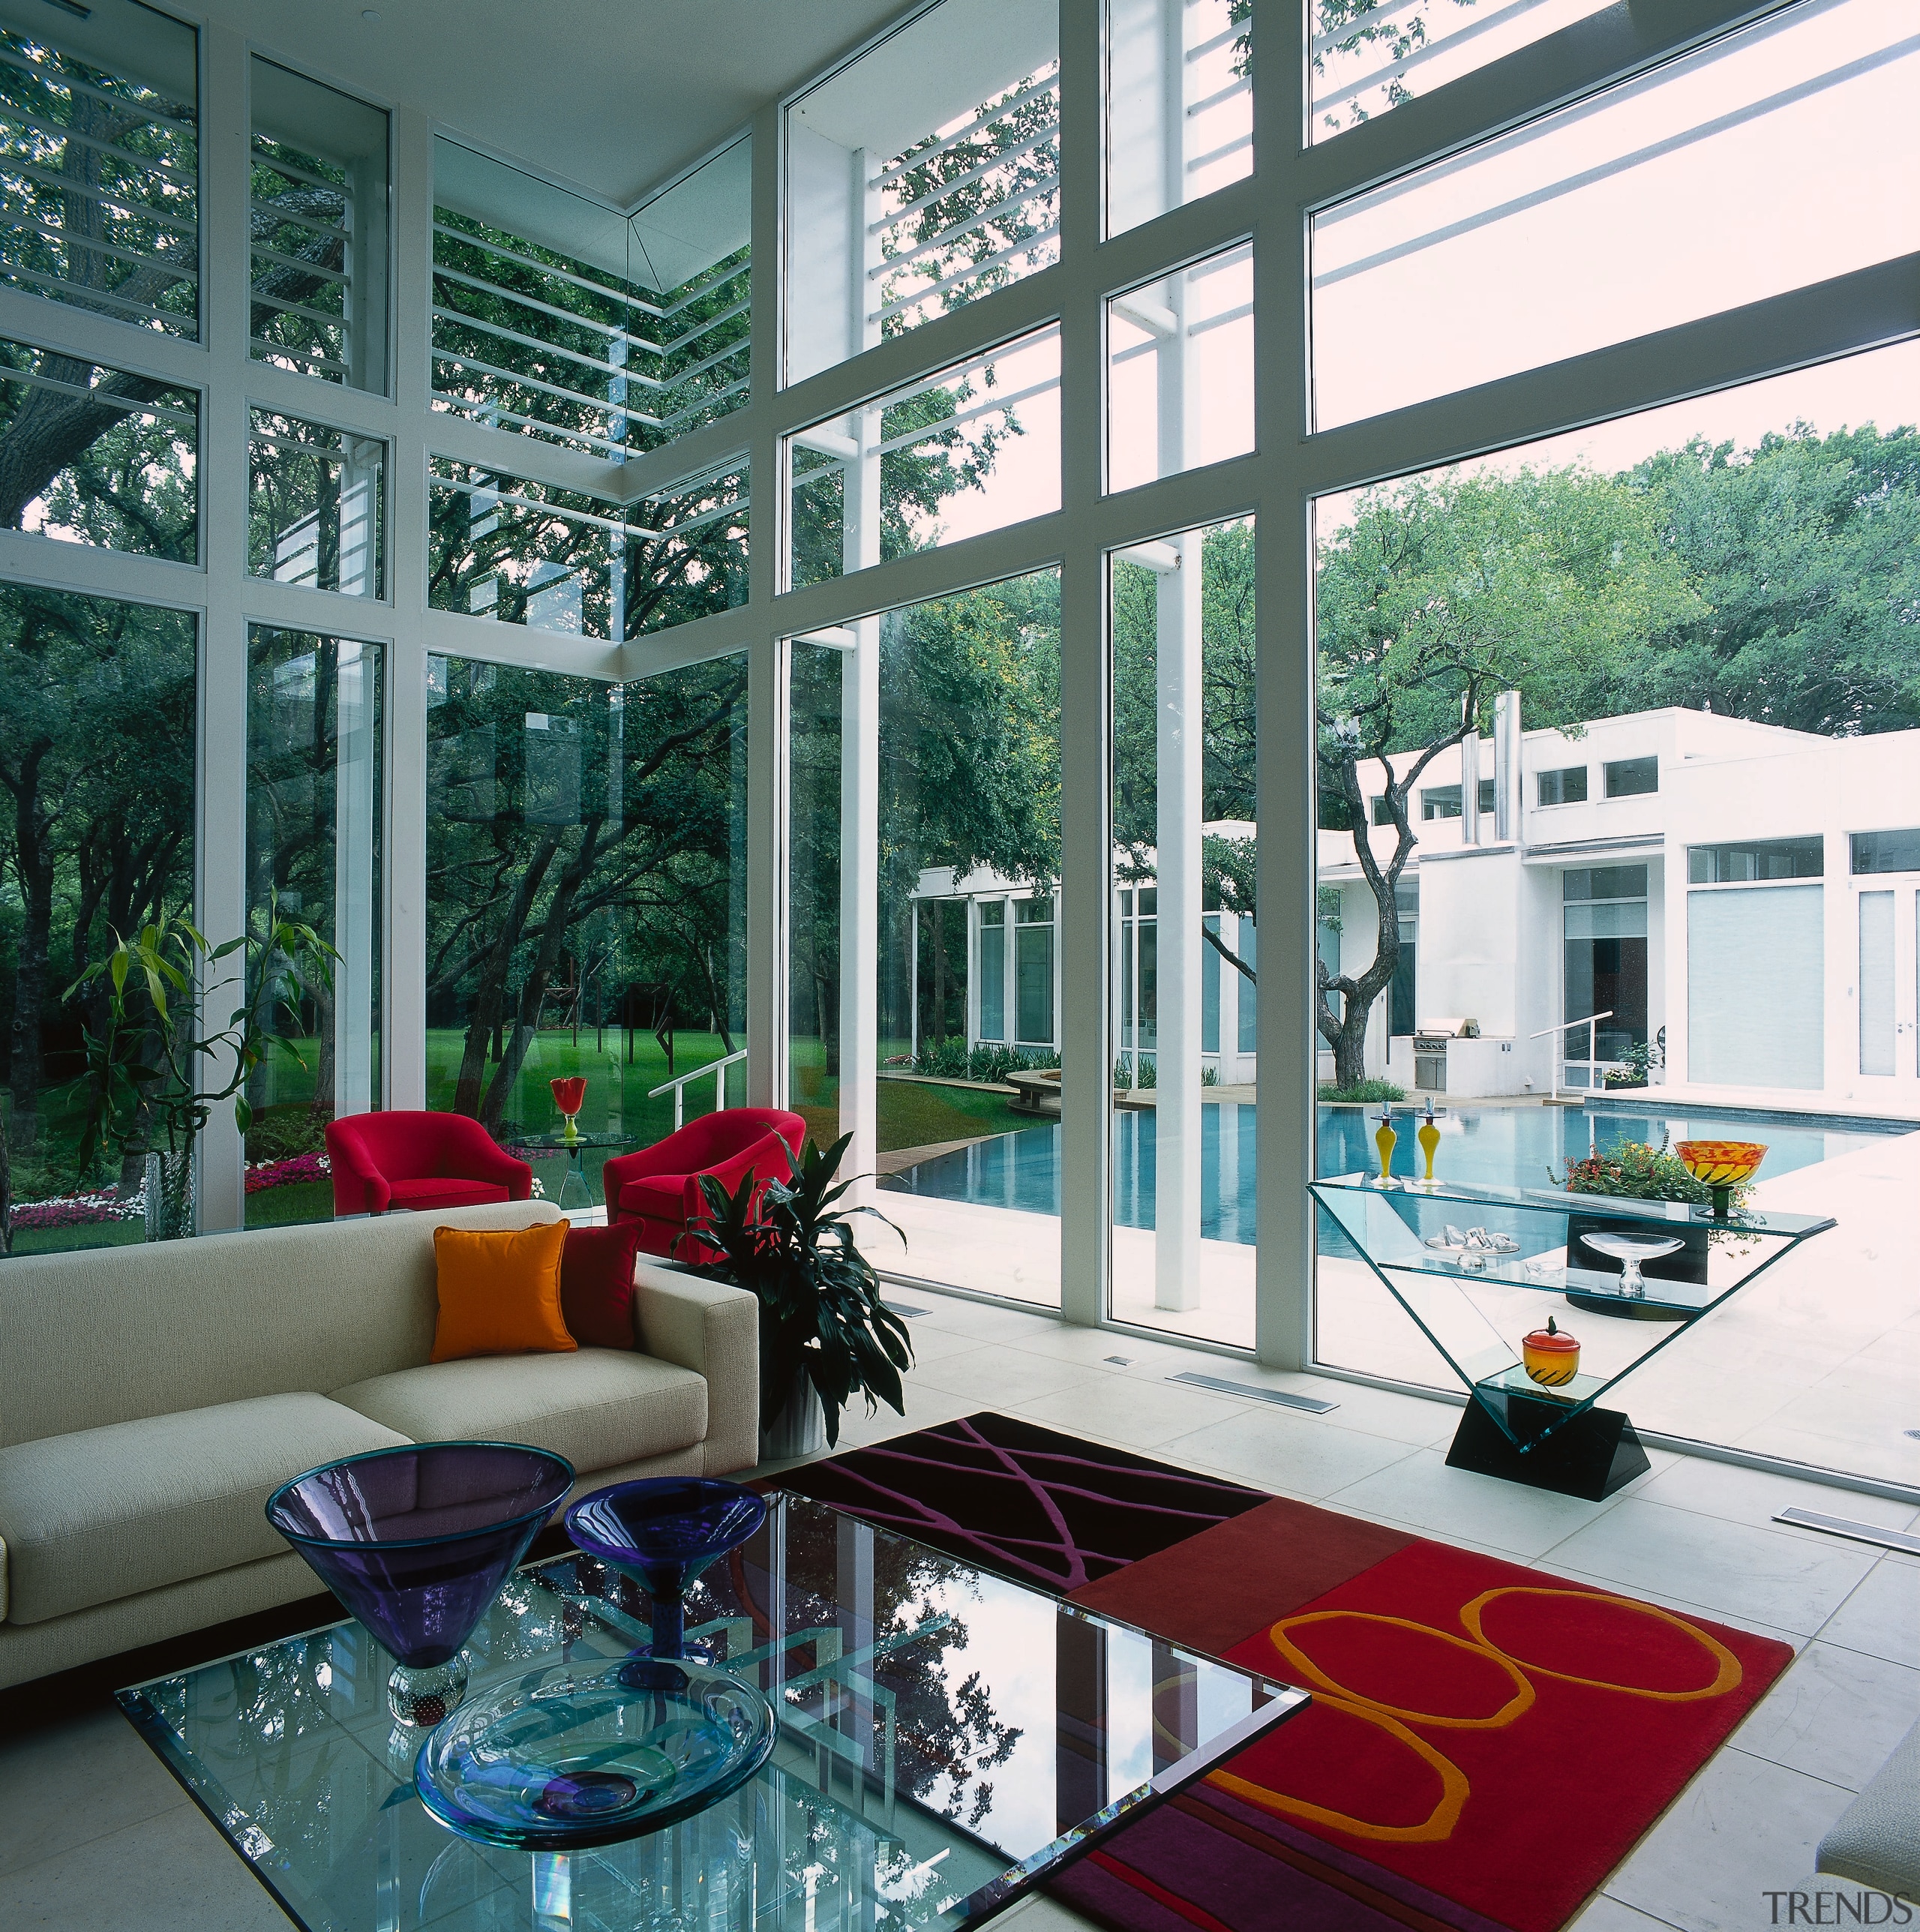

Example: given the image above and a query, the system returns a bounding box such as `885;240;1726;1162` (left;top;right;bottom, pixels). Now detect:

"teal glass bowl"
414;1654;776;1850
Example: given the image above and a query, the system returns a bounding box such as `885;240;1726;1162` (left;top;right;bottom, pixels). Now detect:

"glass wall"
788;326;1060;587
1106;247;1252;494
785;0;1060;384
1107;0;1251;236
1110;518;1256;1348
432;137;749;464
0;0;199;337
1308;0;1614;144
0;582;194;1252
1311;0;1920;428
248;411;382;596
244;628;383;1228
2;336;196;560
1312;340;1920;1479
424;652;747;1210
250;58;389;394
792;569;1062;1306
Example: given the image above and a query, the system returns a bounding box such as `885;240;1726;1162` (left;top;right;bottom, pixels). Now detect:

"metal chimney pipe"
1493;690;1522;843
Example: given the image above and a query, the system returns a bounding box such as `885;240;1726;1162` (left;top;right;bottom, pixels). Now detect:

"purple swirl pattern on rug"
772;1412;1268;1591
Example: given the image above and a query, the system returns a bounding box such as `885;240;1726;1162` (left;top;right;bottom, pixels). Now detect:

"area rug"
777;1412;1793;1932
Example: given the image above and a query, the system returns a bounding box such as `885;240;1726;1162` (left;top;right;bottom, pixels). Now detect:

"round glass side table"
507;1130;631;1212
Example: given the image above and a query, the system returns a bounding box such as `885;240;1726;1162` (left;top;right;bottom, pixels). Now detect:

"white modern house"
910;700;1920;1118
1317;700;1920;1112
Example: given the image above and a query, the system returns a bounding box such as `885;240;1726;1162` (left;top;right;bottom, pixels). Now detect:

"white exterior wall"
1316;706;1920;1108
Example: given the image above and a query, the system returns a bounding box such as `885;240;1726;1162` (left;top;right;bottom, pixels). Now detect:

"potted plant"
68;899;338;1240
1601;1040;1658;1090
685;1133;913;1456
1552;1133;1754;1298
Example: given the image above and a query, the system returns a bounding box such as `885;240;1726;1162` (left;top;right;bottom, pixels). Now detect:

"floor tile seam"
1526;1491;1882;1574
1592;1890;1690;1932
0;1789;194;1885
1714;1741;1868;1804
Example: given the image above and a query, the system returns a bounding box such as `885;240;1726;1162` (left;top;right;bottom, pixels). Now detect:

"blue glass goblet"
566;1478;766;1663
267;1441;574;1727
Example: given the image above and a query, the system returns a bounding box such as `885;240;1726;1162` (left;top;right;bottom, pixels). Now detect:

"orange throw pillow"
430;1220;577;1363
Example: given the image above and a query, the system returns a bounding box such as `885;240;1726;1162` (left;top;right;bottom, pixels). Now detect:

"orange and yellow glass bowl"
1675;1140;1767;1187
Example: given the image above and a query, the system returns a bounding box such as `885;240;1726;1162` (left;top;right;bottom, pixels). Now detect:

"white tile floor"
2;1285;1914;1932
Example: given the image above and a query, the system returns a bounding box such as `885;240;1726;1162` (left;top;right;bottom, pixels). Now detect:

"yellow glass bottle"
1417;1100;1441;1187
1373;1106;1399;1187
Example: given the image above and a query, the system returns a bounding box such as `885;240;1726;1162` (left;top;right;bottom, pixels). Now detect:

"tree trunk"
452;836;561;1115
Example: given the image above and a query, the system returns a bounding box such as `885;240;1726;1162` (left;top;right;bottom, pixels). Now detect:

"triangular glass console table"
1309;1172;1836;1500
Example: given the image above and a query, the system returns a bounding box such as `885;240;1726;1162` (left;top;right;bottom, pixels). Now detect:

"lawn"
6;1030;1018;1252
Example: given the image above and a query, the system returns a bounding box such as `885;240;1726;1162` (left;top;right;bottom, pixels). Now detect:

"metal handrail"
1527;1012;1614;1103
647;1048;746;1130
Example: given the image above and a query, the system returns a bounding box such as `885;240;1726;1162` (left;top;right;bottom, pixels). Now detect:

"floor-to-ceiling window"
1311;340;1920;1483
1;0;1912;1492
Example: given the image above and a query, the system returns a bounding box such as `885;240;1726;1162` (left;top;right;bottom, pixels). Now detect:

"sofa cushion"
330;1349;707;1477
560;1221;646;1349
430;1220;574;1363
0;1394;408;1626
619;1175;686;1218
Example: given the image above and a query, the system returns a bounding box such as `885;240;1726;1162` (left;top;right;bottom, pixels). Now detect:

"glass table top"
1309;1172;1838;1445
118;1491;1304;1932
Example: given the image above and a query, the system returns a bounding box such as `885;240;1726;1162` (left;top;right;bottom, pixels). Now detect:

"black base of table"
1446;1390;1652;1501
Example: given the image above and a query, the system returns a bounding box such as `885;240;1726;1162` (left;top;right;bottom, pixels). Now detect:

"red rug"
782;1416;1793;1932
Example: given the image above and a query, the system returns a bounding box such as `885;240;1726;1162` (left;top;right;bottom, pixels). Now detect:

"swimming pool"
879;1102;1889;1241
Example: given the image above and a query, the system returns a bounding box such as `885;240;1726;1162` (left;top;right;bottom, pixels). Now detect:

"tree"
1624;424;1920;736
0;586;195;1155
1312;466;1701;1088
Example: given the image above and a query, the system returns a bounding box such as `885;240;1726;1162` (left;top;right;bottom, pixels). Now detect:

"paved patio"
878;1124;1920;1489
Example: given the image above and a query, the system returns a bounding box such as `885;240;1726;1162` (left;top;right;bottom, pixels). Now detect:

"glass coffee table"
118;1491;1306;1930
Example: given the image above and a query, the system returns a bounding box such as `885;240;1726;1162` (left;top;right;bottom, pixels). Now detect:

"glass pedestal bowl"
565;1478;767;1663
414;1652;776;1850
1577;1230;1685;1300
266;1441;574;1729
1676;1139;1767;1219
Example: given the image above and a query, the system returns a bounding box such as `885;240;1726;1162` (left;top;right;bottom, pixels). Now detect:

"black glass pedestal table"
117;1491;1306;1931
505;1130;631;1213
1310;1172;1836;1501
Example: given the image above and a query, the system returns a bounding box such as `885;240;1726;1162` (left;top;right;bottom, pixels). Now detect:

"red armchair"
603;1108;807;1263
325;1111;534;1218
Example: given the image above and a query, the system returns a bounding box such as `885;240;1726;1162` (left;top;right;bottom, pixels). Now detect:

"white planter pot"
759;1368;826;1461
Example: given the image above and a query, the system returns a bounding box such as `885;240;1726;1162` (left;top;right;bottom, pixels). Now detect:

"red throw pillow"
560;1221;646;1349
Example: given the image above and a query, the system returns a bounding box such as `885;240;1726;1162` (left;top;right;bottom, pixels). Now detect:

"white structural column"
1155;532;1204;1309
1152;0;1202;1313
334;643;378;1117
838;143;884;1200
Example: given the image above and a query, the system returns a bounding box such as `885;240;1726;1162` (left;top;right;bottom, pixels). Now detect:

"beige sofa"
0;1200;758;1689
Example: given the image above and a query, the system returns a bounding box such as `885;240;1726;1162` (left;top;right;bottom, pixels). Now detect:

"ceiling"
200;0;920;208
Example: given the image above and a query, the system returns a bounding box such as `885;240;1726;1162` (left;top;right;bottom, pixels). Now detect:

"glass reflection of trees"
425;653;746;1132
0;9;199;335
0;338;197;560
428;460;746;641
0;586;195;1210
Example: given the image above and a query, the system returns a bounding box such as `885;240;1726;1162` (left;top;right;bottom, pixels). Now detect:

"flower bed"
245;1151;330;1194
9;1188;142;1231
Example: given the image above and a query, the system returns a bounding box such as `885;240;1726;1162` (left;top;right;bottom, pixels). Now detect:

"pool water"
879;1103;1887;1243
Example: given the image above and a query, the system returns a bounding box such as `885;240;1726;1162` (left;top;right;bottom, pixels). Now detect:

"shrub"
1318;1079;1407;1102
1553;1134;1750;1213
908;1040;1059;1084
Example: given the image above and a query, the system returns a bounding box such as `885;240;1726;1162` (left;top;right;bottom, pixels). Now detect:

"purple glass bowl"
566;1478;766;1660
266;1441;574;1676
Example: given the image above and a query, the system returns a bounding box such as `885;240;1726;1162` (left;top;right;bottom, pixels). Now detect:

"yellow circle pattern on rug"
1263;1611;1536;1730
1208;1587;1744;1844
1211;1690;1472;1844
1460;1586;1743;1702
